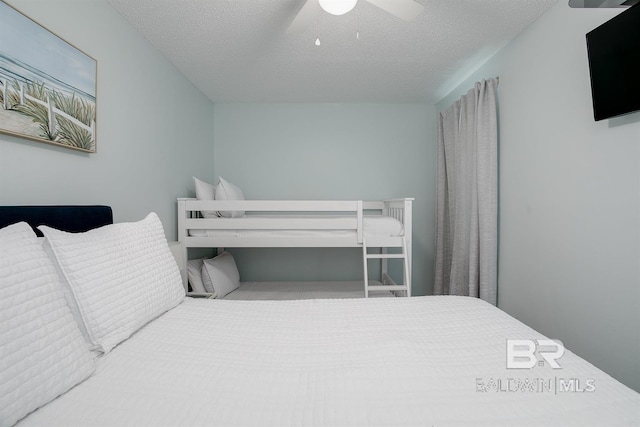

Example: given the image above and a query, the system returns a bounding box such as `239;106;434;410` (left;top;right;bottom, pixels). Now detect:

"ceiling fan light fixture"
319;0;358;16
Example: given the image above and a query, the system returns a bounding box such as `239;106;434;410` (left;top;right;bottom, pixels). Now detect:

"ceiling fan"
287;0;424;34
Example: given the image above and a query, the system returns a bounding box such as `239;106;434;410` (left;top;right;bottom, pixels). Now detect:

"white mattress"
18;296;640;426
223;280;393;300
189;215;404;238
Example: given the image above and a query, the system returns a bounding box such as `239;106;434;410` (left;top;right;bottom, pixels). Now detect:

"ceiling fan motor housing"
319;0;358;16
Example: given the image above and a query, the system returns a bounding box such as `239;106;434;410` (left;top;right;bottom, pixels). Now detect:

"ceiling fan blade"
287;0;320;34
364;0;424;21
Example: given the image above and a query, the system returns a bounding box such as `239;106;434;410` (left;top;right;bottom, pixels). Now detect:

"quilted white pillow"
0;222;95;426
39;212;185;354
201;251;240;298
215;176;245;218
193;176;218;219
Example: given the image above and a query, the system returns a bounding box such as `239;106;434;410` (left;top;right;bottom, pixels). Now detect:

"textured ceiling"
106;0;559;103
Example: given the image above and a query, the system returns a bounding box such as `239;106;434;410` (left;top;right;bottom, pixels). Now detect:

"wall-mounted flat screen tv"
586;3;640;121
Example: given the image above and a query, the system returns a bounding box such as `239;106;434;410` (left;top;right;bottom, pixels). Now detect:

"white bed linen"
223;281;393;300
18;296;640;427
189;215;404;238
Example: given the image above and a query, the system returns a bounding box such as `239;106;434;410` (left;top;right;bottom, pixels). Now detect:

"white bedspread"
18;296;640;426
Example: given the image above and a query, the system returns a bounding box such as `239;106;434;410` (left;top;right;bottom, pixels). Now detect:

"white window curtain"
434;78;498;305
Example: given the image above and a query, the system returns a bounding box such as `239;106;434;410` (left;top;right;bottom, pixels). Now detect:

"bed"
2;206;639;427
177;196;414;298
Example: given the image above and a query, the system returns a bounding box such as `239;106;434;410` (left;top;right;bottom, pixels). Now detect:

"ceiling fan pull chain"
315;8;321;46
356;2;360;40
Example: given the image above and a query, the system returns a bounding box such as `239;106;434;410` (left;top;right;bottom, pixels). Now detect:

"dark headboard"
0;205;113;236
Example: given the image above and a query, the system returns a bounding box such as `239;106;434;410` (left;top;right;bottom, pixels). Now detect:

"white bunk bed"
177;198;413;298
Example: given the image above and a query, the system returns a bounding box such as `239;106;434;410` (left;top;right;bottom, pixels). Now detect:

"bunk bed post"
404;198;413;296
356;200;363;244
177;198;189;291
381;200;389;284
362;238;369;298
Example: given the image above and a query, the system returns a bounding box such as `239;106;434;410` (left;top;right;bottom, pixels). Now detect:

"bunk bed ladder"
362;237;411;298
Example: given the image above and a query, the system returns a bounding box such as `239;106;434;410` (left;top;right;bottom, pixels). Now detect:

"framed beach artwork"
0;1;97;153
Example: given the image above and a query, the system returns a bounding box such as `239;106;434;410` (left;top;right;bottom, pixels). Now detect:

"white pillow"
0;222;95;426
201;251;240;298
215;176;245;218
187;258;207;293
193;176;218;219
39;213;185;354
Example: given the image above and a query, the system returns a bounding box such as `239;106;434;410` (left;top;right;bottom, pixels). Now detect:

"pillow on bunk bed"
215;176;245;218
201;251;240;298
39;213;185;354
193;176;218;219
187;258;208;293
0;222;95;426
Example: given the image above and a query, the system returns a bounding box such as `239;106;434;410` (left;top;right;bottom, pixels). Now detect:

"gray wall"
438;2;640;391
0;0;215;239
213;103;436;295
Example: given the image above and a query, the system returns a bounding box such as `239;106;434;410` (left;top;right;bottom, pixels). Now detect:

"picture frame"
0;1;97;153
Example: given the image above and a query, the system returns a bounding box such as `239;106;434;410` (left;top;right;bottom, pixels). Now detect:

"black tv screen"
586;3;640;121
